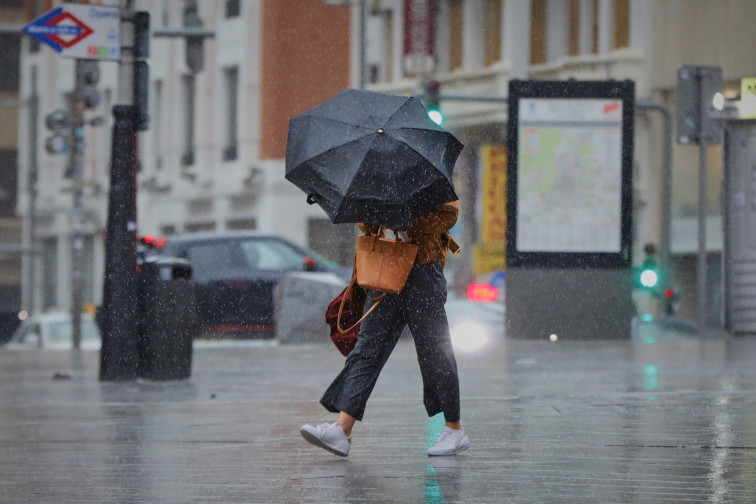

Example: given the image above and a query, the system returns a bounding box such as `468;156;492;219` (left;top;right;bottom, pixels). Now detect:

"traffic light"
676;65;723;145
76;60;100;109
134;12;150;131
636;243;659;290
424;79;442;125
662;287;680;315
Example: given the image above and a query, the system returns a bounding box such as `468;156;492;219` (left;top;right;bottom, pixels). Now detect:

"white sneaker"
300;422;351;457
427;426;470;456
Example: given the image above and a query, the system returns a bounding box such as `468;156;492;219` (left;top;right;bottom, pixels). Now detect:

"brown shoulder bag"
355;227;418;295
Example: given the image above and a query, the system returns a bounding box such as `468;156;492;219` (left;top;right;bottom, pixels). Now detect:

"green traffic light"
640;268;658;288
428;109;443;125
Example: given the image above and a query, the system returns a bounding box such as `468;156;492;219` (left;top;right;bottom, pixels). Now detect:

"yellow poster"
741;77;756;119
481;145;507;243
473;243;506;274
475;145;507;274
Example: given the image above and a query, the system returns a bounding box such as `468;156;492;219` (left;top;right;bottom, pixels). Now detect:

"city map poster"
516;98;623;253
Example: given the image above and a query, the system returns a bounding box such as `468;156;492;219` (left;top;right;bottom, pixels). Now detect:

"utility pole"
69;59;100;350
26;90;39;316
99;0;139;380
70;65;85;350
696;73;709;328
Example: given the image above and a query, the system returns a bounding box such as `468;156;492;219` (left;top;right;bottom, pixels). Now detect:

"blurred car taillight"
467;283;498;303
303;256;318;271
140;235;167;249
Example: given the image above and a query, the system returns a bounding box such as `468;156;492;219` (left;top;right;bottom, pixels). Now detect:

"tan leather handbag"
355;227;419;294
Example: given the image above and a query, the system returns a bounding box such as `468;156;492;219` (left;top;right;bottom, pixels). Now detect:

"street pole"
26;91;39;315
99;0;139;380
697;73;709;329
70;62;86;350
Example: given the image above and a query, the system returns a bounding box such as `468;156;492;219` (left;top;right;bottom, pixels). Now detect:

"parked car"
4;312;101;350
159;232;346;338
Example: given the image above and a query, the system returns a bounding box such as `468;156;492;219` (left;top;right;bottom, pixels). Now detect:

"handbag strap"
337;274;385;334
370;225;404;250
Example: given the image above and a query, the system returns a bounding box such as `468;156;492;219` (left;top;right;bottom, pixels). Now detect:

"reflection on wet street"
2;328;756;503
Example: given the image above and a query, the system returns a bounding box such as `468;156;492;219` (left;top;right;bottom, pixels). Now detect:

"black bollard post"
99;105;139;381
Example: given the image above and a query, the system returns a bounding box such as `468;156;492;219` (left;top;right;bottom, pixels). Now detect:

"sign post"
23;4;118;349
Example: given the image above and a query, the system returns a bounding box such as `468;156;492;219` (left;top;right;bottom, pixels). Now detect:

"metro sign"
23;4;120;61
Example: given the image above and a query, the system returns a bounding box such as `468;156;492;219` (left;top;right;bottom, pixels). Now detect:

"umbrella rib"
300;114;375;131
341;133;381;201
385;135;449;177
382;97;414;129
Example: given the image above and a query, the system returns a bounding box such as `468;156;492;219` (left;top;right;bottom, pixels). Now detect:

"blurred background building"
12;0;756;324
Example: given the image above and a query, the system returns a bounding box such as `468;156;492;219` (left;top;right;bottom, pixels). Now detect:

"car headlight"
450;321;490;353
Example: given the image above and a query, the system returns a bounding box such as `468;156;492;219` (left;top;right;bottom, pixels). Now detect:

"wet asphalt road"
2;325;756;503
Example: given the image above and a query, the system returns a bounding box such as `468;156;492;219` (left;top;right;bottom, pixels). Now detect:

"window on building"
222;67;238;161
367;9;393;83
153;80;164;169
225;0;240;18
184;221;216;233
226;218;256;231
160;224;177;236
530;0;547;64
449;0;463;70
614;0;629;48
182;75;196;166
591;0;599;53
0;34;20;91
484;0;502;66
568;0;580;55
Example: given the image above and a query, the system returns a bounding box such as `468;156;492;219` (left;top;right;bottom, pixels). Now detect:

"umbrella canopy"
285;88;463;229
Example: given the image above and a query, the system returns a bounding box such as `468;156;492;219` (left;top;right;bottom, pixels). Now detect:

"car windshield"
239;239;307;271
180;238;310;282
184;243;239;282
48;321;100;342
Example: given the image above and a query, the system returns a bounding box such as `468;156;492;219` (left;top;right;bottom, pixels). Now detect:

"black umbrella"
285;88;463;229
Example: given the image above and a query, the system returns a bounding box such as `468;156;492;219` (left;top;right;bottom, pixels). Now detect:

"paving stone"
1;327;756;503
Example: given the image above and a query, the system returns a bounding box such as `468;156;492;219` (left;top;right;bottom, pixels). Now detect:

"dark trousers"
320;260;460;422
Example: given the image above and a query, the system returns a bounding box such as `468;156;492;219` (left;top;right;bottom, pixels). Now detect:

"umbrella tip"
378;128;384;134
306;194;318;205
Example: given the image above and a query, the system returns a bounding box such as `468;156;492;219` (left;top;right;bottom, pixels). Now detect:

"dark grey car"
161;232;342;338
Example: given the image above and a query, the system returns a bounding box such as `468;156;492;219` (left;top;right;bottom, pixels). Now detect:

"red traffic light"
664;288;675;299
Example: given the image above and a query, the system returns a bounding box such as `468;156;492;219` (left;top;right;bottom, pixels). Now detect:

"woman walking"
300;200;469;457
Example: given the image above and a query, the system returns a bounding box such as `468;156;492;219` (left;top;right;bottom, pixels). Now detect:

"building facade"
15;0;756;322
363;0;756;321
17;0;357;314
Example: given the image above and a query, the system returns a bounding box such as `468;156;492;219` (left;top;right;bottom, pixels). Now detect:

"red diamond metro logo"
45;11;94;49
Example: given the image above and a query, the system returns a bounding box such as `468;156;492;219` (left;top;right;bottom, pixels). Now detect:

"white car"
5;312;102;351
